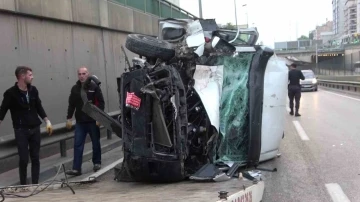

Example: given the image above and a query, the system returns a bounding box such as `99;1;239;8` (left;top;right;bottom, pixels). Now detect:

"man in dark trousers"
0;66;53;185
288;63;305;116
65;66;105;176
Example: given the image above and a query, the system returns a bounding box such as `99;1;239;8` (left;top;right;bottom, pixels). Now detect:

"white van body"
260;54;288;162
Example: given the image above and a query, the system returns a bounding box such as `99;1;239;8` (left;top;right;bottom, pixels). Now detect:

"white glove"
66;119;72;130
46;120;53;135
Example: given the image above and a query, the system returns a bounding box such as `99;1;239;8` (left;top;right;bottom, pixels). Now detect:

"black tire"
125;34;175;61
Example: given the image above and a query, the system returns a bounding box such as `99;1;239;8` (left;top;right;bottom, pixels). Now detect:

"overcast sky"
179;0;333;48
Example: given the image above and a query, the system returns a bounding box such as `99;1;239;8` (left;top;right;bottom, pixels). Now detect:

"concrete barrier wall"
276;52;313;63
0;0;160;137
318;75;360;82
0;0;159;35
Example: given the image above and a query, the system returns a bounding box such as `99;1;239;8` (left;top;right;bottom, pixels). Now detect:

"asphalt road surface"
3;87;359;202
262;87;360;202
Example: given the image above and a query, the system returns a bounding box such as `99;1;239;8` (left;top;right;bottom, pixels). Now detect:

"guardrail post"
170;4;172;17
144;0;146;12
107;129;112;140
159;1;161;17
60;140;67;157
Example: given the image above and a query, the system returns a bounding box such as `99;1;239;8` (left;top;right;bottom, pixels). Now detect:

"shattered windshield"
216;53;254;163
217;30;252;46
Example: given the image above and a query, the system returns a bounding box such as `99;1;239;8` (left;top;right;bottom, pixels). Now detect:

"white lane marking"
325;183;351;202
292;121;310;141
81;158;124;181
323;90;360;102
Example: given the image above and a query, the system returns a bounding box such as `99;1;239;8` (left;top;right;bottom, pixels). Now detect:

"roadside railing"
318;79;360;92
0;111;121;161
109;0;197;19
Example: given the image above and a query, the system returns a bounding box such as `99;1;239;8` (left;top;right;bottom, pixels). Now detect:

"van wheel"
125;34;175;61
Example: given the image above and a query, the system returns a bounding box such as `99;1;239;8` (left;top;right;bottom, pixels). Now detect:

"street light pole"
199;0;203;18
315;28;318;64
242;4;248;28
246;13;248;28
234;0;238;27
316;43;318;63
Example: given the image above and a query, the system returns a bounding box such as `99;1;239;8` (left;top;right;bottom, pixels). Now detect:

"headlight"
312;78;317;84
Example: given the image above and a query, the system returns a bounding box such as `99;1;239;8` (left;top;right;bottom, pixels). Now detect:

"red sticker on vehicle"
125;92;141;110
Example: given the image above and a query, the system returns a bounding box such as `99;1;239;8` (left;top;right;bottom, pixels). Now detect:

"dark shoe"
289;109;294;115
295;112;301;117
93;164;101;172
65;169;82;176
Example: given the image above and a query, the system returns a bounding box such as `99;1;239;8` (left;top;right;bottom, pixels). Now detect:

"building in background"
313;20;333;40
333;0;346;37
237;24;248;29
344;0;357;35
274;40;323;50
217;23;248;29
320;32;336;45
357;0;360;32
308;20;334;46
167;0;180;6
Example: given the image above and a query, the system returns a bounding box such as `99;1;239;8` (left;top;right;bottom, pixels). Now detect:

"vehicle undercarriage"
80;18;274;183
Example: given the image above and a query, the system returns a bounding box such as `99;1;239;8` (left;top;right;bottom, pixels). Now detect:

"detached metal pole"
199;0;203;18
107;129;112;140
60;140;67;157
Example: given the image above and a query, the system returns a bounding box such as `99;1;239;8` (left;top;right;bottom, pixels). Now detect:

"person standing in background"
0;66;53;185
65;66;105;176
288;63;305;116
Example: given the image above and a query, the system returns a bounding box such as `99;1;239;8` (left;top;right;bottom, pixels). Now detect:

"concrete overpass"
275;48;345;63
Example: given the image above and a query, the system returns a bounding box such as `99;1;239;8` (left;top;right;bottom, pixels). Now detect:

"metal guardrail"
275;48;345;54
109;0;197;19
0;111;120;160
318;79;360;92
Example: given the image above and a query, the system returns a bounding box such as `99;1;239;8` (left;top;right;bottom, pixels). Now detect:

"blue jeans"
72;122;101;171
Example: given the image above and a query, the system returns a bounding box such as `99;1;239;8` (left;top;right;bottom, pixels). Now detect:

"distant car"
300;69;318;91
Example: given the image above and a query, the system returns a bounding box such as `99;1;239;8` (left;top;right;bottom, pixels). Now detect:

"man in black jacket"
0;66;53;185
288;63;305;116
65;66;105;176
